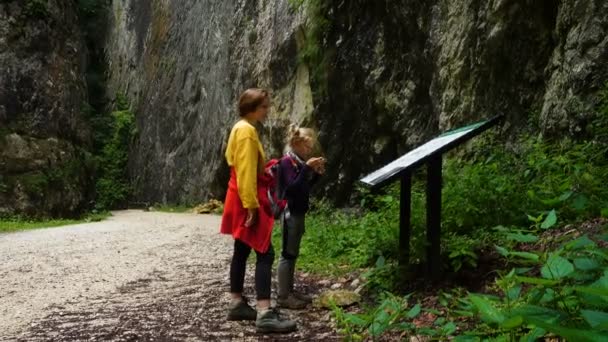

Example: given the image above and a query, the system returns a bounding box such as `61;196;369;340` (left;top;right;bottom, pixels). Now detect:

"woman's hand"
244;208;258;227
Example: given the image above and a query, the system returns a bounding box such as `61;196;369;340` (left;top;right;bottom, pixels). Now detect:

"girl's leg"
254;243;275;310
278;212;306;299
230;239;252;299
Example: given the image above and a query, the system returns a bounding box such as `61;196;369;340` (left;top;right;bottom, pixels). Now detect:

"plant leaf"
519;327;546;342
507;285;522;301
574;258;600;271
565;235;596;250
441;322;457;335
344;313;368;327
526;317;607;342
495;245;509;257
573;194;589;211
469;295;505;324
581;309;608;330
501;315;524;329
541;210;558;229
514;276;559;286
541;254;574;280
512;304;563;323
406;304;421;319
375;255;385;268
505;232;539;243
510;251;540;261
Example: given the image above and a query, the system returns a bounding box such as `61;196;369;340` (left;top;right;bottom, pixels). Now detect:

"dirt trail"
0;211;337;341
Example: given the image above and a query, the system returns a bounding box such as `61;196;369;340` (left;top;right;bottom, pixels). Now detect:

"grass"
0;212;111;233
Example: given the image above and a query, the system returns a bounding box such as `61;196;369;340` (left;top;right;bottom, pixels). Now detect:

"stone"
193;199;224;214
313;290;361;309
104;0;608;207
351;278;361;288
331;283;343;290
0;0;92;218
354;285;365;295
318;279;331;286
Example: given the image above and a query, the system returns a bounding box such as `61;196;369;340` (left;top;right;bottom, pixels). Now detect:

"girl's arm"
281;158;313;196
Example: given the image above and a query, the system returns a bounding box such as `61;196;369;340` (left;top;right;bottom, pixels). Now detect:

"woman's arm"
234;137;260;209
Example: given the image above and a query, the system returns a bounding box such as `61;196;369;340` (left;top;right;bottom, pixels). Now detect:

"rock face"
106;0;608;205
314;0;608;201
105;0;310;204
0;0;93;217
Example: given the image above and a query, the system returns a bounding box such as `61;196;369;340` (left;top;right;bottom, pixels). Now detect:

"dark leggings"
230;239;275;300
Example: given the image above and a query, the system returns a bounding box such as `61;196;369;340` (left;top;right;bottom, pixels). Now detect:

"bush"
94;97;136;210
25;0;49;18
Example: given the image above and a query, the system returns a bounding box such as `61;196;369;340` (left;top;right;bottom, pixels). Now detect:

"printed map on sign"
360;121;487;187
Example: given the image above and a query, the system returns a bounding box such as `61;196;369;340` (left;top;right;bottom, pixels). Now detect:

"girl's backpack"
264;156;295;219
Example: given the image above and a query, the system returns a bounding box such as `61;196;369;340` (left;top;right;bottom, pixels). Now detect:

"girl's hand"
306;158;323;170
245;208;258;227
315;158;326;174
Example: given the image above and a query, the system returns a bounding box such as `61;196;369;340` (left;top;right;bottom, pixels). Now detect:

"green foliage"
0;211;110;233
292;127;608;278
333;293;458;341
18;172;48;197
332;227;608;341
455;231;608;341
94;96;136;210
25;0;49;18
294;85;608;340
77;0;107;16
288;0;332;97
444;233;480;272
362;256;400;293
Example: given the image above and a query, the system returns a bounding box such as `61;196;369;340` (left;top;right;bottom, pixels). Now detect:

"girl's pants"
278;209;305;298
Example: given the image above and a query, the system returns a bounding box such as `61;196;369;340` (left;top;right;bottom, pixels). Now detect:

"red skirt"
220;168;275;253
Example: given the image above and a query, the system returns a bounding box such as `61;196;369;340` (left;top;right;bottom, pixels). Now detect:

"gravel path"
0;210;338;341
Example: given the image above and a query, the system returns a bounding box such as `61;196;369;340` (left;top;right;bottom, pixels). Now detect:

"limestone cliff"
106;0;311;204
0;0;93;217
107;0;607;205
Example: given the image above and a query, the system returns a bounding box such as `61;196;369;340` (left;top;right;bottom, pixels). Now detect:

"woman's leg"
254;243;275;309
230;239;252;299
227;240;258;321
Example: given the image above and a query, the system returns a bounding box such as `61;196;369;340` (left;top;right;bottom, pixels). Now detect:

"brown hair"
238;88;269;117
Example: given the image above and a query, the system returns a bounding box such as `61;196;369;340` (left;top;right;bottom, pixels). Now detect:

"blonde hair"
287;124;316;149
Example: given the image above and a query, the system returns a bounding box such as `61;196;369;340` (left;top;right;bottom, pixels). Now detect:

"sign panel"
360;119;491;187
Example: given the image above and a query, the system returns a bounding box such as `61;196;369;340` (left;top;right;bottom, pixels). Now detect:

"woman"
220;88;297;334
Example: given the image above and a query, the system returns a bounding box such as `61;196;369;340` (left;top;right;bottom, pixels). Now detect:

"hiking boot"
292;290;313;303
227;298;257;321
277;294;308;310
256;308;297;334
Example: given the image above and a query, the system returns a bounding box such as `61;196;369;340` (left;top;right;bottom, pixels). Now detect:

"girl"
220;88;296;333
277;125;325;309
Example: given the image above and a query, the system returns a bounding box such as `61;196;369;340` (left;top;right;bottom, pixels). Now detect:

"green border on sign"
438;120;487;137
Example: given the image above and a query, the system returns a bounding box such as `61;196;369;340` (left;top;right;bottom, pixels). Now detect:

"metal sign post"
360;115;503;279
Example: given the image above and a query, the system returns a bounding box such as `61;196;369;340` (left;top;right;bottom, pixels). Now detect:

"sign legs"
399;172;412;266
426;155;442;280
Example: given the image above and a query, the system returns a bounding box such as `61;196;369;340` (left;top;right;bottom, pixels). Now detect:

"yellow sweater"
225;119;266;209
